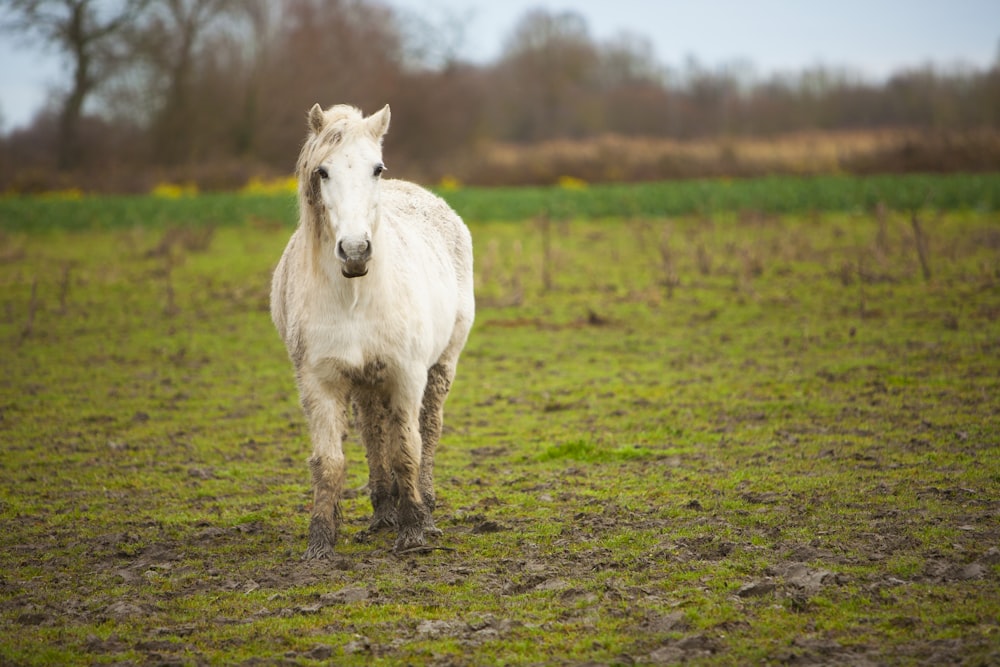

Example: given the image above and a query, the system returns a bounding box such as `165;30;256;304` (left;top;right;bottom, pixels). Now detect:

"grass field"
1;176;999;665
2;172;1000;232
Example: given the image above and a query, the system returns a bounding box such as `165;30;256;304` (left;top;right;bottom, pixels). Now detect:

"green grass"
1;178;998;665
2;172;1000;232
442;172;1000;221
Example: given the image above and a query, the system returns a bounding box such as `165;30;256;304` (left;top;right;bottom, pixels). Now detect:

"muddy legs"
355;364;452;552
304;454;345;560
417;363;453;537
302;363;455;555
298;372;350;560
355;390;428;551
387;402;429;552
356;392;397;536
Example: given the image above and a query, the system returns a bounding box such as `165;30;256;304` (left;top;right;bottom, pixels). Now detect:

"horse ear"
367;104;391;141
308;104;325;134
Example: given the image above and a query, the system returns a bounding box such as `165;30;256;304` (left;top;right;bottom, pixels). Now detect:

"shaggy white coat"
271;104;474;556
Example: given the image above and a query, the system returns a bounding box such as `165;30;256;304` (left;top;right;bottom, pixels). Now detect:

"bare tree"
126;0;237;164
393;2;472;71
597;32;663;89
230;0;278;158
2;0;149;169
492;9;600;141
253;0;405;165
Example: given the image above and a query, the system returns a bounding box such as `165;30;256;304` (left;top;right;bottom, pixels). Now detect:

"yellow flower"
557;175;587;190
151;182;198;198
240;176;297;195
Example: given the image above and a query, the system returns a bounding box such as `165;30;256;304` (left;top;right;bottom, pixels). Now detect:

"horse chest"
299;290;414;375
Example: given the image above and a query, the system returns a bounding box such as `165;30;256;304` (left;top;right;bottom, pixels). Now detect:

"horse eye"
373;163;386;178
315;166;329;180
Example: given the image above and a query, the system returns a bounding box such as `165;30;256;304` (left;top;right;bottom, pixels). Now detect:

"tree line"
2;0;999;192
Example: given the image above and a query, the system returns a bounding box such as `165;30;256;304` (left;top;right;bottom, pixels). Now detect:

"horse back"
381;180;472;277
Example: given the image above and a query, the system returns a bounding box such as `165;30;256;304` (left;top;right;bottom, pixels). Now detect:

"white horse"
270;103;474;556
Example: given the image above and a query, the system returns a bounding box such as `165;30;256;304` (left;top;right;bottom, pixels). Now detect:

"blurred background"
0;0;998;193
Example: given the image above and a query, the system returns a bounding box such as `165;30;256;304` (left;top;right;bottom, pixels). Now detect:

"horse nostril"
336;238;372;261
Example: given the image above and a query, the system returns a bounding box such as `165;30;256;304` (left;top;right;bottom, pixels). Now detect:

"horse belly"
409;265;461;367
424;295;460;365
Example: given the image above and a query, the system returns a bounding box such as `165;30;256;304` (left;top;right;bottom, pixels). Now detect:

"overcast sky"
1;0;997;131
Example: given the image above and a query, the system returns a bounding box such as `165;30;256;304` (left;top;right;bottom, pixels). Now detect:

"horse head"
299;104;391;279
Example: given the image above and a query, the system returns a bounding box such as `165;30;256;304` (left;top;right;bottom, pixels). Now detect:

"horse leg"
354;390;397;540
389;368;430;552
418;363;454;537
299;371;350;560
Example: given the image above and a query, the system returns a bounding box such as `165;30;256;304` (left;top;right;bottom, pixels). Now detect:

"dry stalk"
874;201;890;262
857;253;868;319
479;239;499;292
20;279;39;342
696;243;712;276
736;247;763;297
910;212;932;281
164;257;179;316
538;213;553;292
509;239;524;306
658;225;679;299
58;262;73;314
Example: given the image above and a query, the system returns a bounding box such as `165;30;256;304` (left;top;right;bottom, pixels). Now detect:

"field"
1;175;999;665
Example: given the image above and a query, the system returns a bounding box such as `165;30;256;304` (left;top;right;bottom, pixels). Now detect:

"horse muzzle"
341;261;369;278
336;238;372;278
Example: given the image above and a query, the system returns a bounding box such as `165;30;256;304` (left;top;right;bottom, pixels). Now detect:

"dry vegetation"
459;128;1000;186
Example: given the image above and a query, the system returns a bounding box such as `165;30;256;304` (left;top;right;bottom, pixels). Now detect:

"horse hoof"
369;512;398;532
303;543;337;560
393;529;426;553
